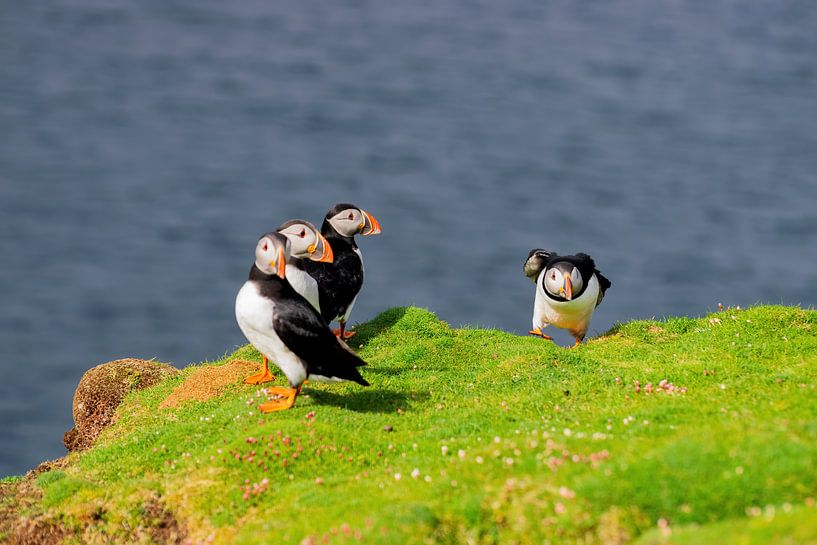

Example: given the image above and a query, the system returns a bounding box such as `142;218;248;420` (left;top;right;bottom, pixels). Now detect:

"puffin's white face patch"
569;267;584;295
544;268;564;297
254;236;288;275
278;222;317;259
544;265;584;299
328;208;363;237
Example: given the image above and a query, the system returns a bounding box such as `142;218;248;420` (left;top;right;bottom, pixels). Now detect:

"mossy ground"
5;305;817;544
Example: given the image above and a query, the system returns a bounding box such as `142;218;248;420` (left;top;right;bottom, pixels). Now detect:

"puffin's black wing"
565;253;609;304
565;253;597;283
570;253;596;268
272;296;369;386
524;249;557;280
528;248;556;261
302;241;364;322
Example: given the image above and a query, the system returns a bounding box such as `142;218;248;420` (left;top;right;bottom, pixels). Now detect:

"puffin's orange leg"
332;323;356;340
529;328;553;341
258;386;301;413
244;355;276;385
572;337;582;348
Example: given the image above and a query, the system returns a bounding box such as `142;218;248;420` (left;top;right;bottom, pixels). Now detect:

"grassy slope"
16;306;817;544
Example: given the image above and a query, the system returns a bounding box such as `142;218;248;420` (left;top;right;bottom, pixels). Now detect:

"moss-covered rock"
64;358;178;452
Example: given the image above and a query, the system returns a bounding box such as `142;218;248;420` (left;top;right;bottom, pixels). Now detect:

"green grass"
13;305;817;544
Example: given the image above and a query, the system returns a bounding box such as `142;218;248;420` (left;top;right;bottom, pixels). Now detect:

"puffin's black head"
276;219;334;263
543;261;584;301
523;249;554;282
324;203;382;238
254;232;289;279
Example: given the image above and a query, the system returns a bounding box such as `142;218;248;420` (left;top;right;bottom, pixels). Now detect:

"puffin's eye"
299;229;306;238
262;242;268;252
551;271;557;280
347;212;354;220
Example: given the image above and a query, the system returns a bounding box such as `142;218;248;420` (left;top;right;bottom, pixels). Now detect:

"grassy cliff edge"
2;305;816;545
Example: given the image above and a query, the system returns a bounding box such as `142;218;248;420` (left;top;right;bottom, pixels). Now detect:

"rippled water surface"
2;0;816;476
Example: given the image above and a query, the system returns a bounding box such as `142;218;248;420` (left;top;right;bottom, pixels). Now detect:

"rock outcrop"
64;358;178;452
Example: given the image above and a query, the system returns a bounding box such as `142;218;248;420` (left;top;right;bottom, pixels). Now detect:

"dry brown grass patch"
160;360;259;409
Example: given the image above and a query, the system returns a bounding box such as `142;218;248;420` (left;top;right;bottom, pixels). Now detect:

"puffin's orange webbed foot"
529;328;553;341
244;355;276;385
331;327;356;340
258;386;300;413
244;369;276;385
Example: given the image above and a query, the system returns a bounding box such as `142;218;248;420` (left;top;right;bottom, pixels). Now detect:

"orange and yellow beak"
561;276;573;300
269;247;287;279
359;210;382;236
308;233;334;263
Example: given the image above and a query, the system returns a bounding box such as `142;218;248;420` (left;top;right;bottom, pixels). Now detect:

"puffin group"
235;202;610;412
235;204;380;412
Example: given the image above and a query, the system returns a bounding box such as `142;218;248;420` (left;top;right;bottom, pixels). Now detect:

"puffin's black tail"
345;366;370;387
330;355;370;386
308;340;370;387
335;342;370;386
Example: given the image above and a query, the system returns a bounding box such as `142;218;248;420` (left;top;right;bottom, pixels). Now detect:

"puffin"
235;232;369;412
523;249;611;346
275;219;334;312
302;203;382;339
241;223;332;385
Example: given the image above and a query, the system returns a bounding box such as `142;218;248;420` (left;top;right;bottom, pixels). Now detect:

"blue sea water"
1;0;816;476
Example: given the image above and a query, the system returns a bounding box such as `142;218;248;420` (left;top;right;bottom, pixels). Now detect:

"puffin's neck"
249;264;286;284
321;219;357;249
249;265;300;302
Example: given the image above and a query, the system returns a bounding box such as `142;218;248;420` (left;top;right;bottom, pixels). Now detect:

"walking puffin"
275;219;333;312
523;249;611;346
302;203;382;339
236;232;369;412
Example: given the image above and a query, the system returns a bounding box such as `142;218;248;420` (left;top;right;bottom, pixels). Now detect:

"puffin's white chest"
337;248;364;323
532;272;600;338
235;281;307;386
286;264;320;312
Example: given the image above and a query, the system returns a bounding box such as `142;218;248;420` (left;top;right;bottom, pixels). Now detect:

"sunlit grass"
19;305;817;544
